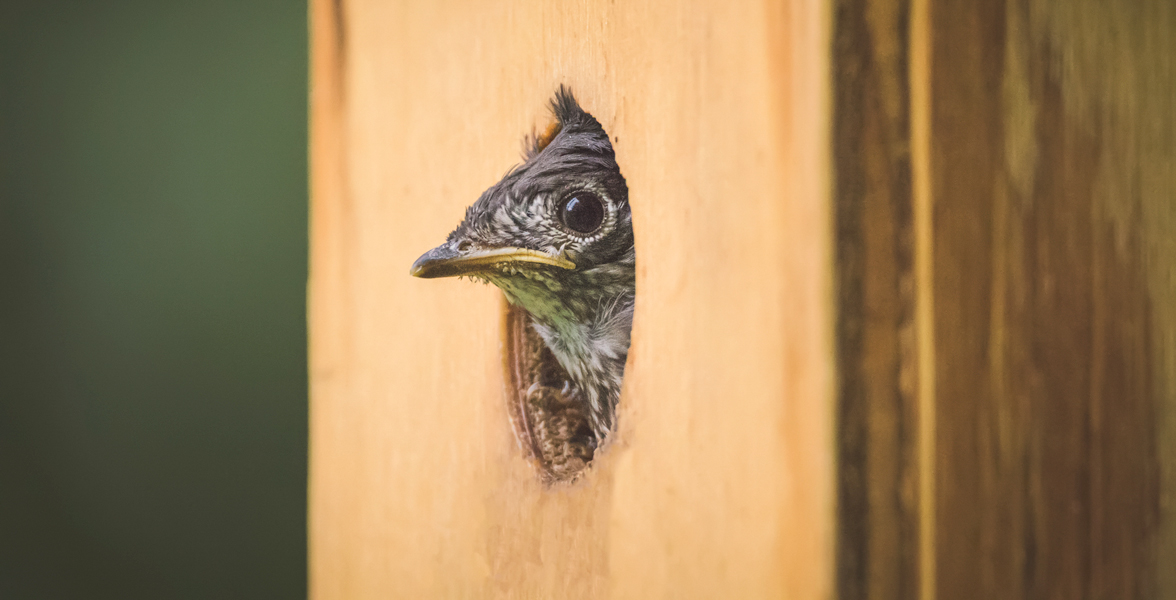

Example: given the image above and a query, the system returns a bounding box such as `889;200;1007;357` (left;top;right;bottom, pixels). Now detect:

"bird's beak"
410;243;575;278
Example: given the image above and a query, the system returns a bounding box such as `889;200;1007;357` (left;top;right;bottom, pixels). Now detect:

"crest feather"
524;85;590;159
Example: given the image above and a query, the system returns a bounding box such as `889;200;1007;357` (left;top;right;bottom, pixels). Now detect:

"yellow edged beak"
410;244;575;278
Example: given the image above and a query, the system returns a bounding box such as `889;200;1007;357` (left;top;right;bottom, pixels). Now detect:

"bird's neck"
493;256;634;334
490;256;635;417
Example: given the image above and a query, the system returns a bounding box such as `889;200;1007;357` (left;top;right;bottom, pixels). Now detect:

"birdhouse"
308;0;1176;598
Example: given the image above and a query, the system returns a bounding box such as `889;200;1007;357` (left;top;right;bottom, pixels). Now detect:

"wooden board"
924;0;1176;597
831;0;923;597
308;1;833;598
311;0;1174;597
833;0;1176;598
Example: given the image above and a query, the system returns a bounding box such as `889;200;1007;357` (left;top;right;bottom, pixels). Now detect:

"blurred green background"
0;1;307;598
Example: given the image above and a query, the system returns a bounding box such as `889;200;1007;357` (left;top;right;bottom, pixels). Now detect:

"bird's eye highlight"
559;192;605;234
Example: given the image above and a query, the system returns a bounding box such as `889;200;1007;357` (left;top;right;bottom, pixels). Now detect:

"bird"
410;86;634;482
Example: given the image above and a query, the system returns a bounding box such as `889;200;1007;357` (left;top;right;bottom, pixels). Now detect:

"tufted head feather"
525;85;600;158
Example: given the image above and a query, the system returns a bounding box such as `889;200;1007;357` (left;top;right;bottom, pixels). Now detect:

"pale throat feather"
489;261;634;434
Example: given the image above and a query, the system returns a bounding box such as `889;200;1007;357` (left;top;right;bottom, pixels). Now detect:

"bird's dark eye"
559;192;605;234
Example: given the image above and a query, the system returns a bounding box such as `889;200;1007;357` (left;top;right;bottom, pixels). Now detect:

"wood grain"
310;0;1173;596
922;0;1175;597
307;1;833;598
834;0;1175;597
833;0;922;599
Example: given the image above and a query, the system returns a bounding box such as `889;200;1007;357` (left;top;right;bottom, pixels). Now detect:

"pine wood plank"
308;1;833;598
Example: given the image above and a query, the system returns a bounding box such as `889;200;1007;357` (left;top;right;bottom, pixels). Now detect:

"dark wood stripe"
833;0;921;597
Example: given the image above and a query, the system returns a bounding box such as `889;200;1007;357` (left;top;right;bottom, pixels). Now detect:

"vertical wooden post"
832;0;923;597
922;0;1176;597
308;1;833;598
834;0;1176;598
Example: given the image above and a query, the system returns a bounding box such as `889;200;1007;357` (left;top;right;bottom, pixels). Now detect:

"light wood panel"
308;1;833;598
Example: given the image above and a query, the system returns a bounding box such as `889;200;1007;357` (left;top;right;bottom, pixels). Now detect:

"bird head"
411;87;632;327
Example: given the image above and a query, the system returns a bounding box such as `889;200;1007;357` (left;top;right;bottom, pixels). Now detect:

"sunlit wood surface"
308;1;833;598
